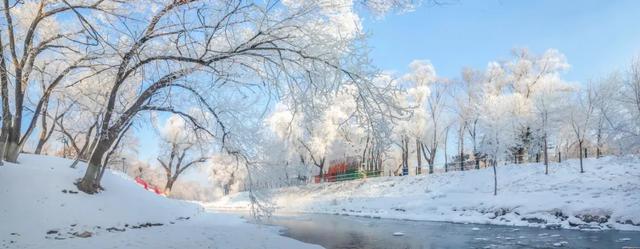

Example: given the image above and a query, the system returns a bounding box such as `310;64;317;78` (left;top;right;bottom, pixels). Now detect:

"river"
258;213;640;249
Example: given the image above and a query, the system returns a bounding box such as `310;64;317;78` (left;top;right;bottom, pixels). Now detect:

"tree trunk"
70;138;92;168
70;155;84;168
0;32;12;165
578;141;584;173
85;136;99;160
77;139;110;194
34;136;47;154
596;128;602;158
362;136;369;171
444;154;448;172
164;178;175;195
6;70;25;163
4;131;20;163
97;161;109;186
459;128;464;171
584;148;588;159
558;151;562;163
402;138;409;175
34;120;56;155
443;127;449;172
428;146;436;174
34;119;57;155
492;160;498;196
544;134;549;175
416;139;422;175
0;126;7;166
77;156;102;194
34;96;50;155
317;158;325;182
472;136;479;170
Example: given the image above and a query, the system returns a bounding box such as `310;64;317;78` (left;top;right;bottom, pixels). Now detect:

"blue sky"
136;0;640;165
361;0;640;82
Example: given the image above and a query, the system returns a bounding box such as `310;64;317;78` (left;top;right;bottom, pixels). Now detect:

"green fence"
324;170;382;182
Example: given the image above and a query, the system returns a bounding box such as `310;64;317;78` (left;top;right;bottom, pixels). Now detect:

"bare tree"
33;94;75;154
54;97;102;168
0;0;111;163
458;68;485;170
157;142;208;195
155;114;211;195
569;85;595;173
419;81;449;174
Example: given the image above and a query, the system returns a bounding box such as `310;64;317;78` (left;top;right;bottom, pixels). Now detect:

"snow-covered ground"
209;156;640;231
0;154;320;249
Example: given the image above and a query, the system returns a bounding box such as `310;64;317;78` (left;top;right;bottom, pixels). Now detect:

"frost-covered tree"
480;49;571;164
208;153;247;196
477;93;518;195
72;0;397;193
391;60;434;175
587;75;620;158
56;82;106;168
32;91;70;155
0;0;116;163
455;68;484;170
530;72;574;174
609;58;640;153
156;115;210;195
267;84;381;179
402;60;449;174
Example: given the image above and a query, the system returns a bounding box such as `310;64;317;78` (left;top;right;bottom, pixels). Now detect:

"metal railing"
320;170;383;183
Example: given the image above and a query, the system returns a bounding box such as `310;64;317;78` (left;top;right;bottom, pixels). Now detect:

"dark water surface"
260;214;640;249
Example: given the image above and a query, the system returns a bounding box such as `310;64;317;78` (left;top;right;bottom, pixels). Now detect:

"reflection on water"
260;214;640;249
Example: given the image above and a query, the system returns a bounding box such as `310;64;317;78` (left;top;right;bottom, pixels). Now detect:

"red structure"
135;176;163;195
315;157;360;183
135;176;148;189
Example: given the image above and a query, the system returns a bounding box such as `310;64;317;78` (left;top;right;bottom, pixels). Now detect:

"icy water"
260;214;640;249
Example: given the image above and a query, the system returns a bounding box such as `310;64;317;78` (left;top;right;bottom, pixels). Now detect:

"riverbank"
0;154;321;249
208;156;640;231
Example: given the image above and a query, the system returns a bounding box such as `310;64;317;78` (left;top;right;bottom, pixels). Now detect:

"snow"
209;156;640;231
0;154;321;249
552;241;569;247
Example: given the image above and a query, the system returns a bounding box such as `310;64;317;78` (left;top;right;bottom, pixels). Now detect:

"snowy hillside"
209;156;640;231
0;154;320;249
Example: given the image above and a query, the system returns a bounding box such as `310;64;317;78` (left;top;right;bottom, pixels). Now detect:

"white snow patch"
209;156;640;231
0;154;320;249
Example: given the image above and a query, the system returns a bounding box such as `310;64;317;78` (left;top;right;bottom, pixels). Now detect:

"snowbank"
209;156;640;231
0;154;320;249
